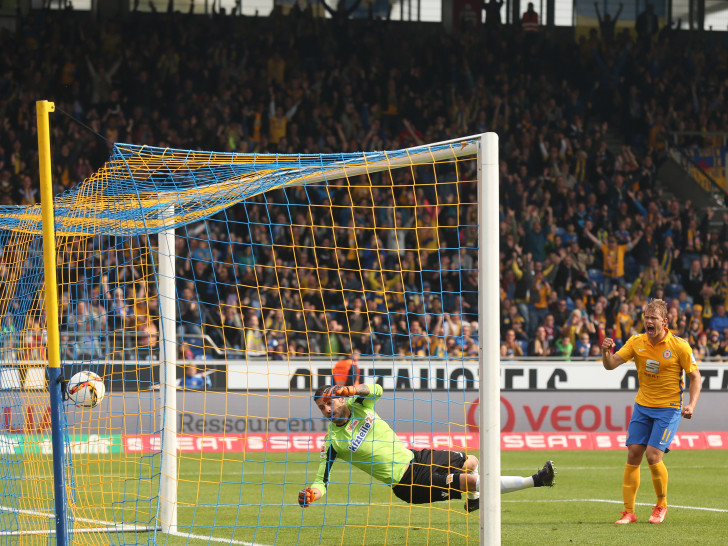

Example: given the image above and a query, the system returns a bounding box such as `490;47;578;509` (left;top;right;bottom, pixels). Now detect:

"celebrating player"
298;383;555;512
600;298;701;525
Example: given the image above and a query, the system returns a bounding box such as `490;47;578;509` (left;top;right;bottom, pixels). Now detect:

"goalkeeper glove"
322;385;356;398
298;487;316;507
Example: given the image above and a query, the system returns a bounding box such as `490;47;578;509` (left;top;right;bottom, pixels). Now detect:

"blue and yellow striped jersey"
616;329;697;409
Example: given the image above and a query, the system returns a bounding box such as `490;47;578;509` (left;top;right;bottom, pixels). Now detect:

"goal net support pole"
158;207;178;533
478;132;501;544
37;99;69;545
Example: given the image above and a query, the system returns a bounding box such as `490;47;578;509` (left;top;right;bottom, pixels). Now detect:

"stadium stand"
1;5;727;359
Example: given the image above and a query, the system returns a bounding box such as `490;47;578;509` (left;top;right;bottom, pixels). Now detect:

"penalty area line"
501;498;728;512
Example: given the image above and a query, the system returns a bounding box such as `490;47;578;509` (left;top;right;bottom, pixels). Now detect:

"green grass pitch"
17;449;726;544
159;449;727;545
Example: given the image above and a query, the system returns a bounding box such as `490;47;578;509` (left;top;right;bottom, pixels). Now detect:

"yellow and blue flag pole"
36;99;68;544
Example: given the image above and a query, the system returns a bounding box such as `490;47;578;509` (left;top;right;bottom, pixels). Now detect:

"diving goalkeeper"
298;383;555;512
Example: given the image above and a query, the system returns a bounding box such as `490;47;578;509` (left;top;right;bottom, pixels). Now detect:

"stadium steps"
655;155;727;226
603;125;726;229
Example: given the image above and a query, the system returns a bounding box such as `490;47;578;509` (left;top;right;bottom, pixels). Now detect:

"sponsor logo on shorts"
348;412;375;452
446;474;454;485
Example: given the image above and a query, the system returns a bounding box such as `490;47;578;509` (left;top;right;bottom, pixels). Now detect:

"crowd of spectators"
1;4;728;362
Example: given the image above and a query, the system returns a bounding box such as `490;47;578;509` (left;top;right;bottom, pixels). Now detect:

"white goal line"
0;503;266;544
0;503;158;535
0;525;158;536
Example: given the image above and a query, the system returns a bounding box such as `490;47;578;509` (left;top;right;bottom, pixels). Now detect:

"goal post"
479;132;501;545
4;113;499;544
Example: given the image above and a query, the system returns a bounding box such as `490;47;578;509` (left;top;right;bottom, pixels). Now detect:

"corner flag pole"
37;99;69;545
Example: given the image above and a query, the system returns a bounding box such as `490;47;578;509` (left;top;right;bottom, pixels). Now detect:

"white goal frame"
479;133;501;544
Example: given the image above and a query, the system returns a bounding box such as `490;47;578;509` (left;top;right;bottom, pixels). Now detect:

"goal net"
0;134;491;544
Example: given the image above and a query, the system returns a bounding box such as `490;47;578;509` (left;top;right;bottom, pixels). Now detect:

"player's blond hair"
643;298;668;319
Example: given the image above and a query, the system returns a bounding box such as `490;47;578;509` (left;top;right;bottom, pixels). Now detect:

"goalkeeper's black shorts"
391;448;468;504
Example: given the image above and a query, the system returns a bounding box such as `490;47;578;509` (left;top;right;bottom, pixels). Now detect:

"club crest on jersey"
348;412;375;452
346;419;360;433
663;350;672;359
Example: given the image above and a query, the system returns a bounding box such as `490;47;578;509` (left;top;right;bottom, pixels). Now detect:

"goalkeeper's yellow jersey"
616;329;697;409
309;383;415;498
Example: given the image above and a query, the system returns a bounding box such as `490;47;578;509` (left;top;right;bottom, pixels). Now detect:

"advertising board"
1;360;725;452
4;388;719;437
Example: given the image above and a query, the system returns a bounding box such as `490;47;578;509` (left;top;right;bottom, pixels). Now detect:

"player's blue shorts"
626;403;682;452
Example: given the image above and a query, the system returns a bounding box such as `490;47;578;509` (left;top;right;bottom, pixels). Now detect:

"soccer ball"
66;371;106;408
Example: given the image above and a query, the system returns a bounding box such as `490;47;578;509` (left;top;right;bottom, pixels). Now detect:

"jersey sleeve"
356;382;383;410
679;339;698;373
309;434;338;498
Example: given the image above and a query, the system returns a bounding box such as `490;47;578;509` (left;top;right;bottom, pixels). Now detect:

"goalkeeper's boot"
615;511;637;525
648;505;667;524
464;498;479;513
532;460;556;487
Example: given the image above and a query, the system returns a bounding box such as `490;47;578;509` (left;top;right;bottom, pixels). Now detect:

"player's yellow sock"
649;461;668;507
622;463;641;513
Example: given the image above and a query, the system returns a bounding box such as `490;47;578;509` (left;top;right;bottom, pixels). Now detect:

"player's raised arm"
321;383;371;399
600;337;625;370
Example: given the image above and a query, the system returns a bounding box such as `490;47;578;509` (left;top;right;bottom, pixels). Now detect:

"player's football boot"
533;460;556;487
615;511;637;524
464;498;479;513
648;505;667;524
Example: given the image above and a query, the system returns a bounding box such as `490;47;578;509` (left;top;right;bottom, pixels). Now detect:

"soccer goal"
0;101;499;545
